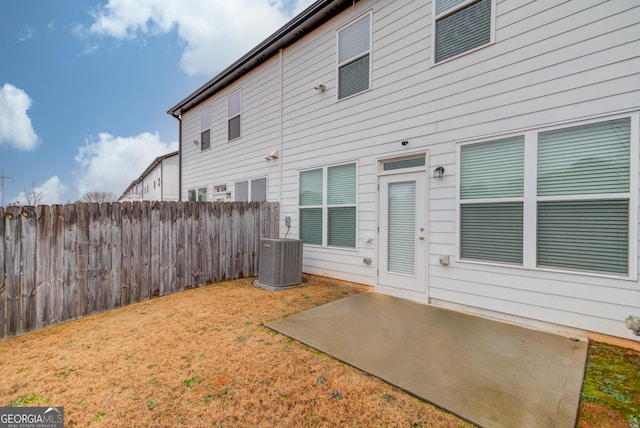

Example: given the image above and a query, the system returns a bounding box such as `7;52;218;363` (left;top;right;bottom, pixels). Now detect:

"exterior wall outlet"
284;216;291;227
363;258;372;265
439;255;450;266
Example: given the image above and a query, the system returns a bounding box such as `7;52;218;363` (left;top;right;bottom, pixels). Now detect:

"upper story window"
200;107;211;150
337;13;371;100
459;115;634;277
228;90;241;141
434;0;493;63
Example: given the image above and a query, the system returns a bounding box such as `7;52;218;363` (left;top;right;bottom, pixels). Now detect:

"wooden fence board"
110;203;122;309
98;203;111;314
36;205;52;329
5;206;21;337
140;201;151;300
120;202;132;306
63;204;77;322
50;205;64;326
21;206;37;334
88;203;101;315
175;202;185;292
150;202;160;297
76;203;89;318
130;202;142;304
0;207;5;338
0;201;279;339
183;202;192;288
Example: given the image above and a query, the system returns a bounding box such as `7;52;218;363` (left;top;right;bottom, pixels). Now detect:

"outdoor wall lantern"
434;166;445;179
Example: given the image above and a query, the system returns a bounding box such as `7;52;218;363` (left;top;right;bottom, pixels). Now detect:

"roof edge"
167;0;354;118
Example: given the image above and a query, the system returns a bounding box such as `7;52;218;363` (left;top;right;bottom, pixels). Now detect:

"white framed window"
187;189;196;202
235;177;267;202
197;187;207;202
299;162;357;248
433;0;494;64
200;107;211;150
227;90;241;141
458;114;636;277
337;12;371;100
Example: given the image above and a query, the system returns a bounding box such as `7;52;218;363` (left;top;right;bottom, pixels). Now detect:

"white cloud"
74;132;178;197
0;83;39;151
12;176;68;206
85;0;315;75
18;25;35;42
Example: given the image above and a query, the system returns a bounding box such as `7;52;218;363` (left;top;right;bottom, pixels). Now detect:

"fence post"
0;207;5;339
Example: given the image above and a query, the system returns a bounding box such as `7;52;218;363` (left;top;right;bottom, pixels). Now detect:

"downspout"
279;48;284;212
178;114;183;201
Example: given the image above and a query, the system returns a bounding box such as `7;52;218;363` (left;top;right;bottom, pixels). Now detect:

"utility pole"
1;168;14;207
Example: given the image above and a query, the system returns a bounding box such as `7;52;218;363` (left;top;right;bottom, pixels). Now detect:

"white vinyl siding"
177;0;640;339
299;163;357;248
337;13;371;99
434;0;493;63
459;116;632;276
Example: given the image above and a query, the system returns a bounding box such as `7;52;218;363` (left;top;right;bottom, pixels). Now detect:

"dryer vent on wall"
253;238;303;290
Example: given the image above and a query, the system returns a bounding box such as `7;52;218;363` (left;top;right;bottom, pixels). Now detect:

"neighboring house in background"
119;151;179;201
168;0;640;340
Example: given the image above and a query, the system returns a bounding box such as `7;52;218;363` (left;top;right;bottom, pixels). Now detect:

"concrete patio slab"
266;292;588;428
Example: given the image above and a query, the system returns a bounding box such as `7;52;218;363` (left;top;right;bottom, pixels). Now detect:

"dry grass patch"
0;277;470;427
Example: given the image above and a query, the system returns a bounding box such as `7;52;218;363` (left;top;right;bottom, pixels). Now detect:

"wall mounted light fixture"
193;140;199;145
314;84;326;92
264;150;279;160
434;166;445;179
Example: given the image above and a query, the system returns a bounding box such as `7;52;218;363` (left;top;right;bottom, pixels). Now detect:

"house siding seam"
175;0;640;340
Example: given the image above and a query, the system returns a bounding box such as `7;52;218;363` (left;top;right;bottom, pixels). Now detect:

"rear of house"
170;0;640;340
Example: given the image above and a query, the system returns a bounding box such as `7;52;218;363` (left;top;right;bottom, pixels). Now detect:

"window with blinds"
434;0;492;63
235;177;267;202
200;107;211;150
299;163;357;248
460;136;524;264
459;116;633;276
337;13;371;100
537;118;631;274
228;90;241;141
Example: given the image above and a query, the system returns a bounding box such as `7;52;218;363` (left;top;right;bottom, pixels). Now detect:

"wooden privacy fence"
0;201;279;339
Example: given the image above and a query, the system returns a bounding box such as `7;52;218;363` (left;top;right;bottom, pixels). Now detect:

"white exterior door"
378;171;427;300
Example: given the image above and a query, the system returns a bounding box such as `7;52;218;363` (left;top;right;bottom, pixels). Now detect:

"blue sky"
0;0;311;205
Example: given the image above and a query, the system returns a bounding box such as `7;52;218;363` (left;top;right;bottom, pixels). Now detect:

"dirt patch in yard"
0;278;471;427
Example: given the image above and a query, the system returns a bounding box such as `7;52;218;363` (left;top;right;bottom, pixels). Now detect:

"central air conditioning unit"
253;238;303;290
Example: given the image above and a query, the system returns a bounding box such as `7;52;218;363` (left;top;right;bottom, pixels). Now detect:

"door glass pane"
537;200;628;274
383;157;425;171
388;181;416;275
